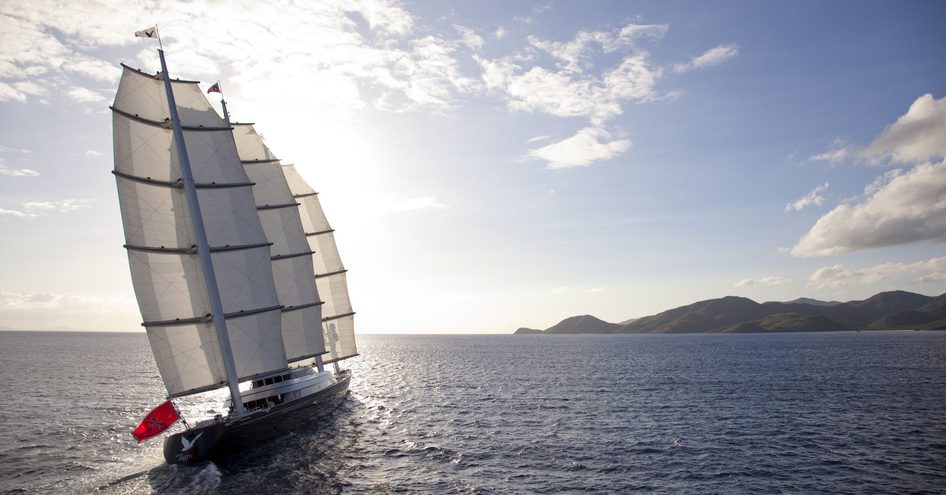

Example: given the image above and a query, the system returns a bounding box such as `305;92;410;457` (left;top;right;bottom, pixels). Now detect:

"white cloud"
792;160;946;256
810;146;851;164
66;87;106;104
0;198;94;218
527;127;631;169
482;51;661;125
386;196;445;213
85;150;102;157
525;135;551;144
785;182;829;212
477;22;664;126
494;26;506;39
794;93;946;256
453;24;484;50
0;81;26;102
0;290;131;313
528;24;666;74
863;93;946;164
674;43;739;73
550;286;568;295
734;276;789;287
0;0;473;114
807;256;946;288
0;164;40;177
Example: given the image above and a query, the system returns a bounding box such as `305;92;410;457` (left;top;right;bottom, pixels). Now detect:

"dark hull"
163;370;351;465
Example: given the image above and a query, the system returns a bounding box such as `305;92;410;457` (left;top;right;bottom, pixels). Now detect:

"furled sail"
231;124;326;362
112;65;289;397
281;166;358;363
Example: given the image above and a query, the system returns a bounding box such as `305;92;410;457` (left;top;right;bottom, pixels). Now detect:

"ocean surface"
1;331;945;494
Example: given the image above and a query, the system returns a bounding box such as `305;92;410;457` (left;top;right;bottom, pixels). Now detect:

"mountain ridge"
514;290;946;334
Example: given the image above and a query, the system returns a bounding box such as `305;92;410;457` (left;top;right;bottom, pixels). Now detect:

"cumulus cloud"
793;94;946;256
785;182;829;212
792;161;946;256
453;24;484;50
863;94;946;164
674;43;739;73
734;276;789;287
0;0;473;113
66;87;106;104
474;22;666;167
0;198;94;218
527;127;631;169
0;81;26;102
807;256;946;288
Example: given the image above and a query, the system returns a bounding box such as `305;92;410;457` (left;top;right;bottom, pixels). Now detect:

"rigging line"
257;202;300;211
322;311;356;323
282;301;325;313
271;250;316;261
241;158;280;164
315;269;347;279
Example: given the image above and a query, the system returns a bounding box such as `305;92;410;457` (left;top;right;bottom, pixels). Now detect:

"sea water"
1;331;945;494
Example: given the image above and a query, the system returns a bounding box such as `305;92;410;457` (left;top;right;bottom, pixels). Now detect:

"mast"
157;49;244;413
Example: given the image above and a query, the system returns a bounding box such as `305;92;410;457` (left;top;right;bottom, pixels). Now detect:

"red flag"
132;400;179;443
207;82;221;94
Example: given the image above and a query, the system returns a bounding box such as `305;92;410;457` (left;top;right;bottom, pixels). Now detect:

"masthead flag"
132;400;179;443
135;27;157;39
207;82;221;94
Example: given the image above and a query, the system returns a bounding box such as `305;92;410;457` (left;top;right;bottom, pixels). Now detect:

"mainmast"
156;49;244;413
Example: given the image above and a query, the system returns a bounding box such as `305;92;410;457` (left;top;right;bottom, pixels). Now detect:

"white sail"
282;165;358;363
112;65;289;397
231;124;326;362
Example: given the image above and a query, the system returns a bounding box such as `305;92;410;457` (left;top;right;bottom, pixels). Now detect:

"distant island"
514;290;946;334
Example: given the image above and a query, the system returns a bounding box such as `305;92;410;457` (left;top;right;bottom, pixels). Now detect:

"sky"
1;0;945;333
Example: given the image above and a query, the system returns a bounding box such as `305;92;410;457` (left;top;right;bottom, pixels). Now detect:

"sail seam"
322;311;355;322
111;106;231;131
315;269;347;279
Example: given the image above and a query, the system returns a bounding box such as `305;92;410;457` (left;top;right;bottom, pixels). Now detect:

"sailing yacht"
112;45;357;464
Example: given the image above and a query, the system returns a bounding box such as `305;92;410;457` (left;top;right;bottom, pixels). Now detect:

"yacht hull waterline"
164;370;351;465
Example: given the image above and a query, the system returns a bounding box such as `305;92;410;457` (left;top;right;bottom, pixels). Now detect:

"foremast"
156;49;243;413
